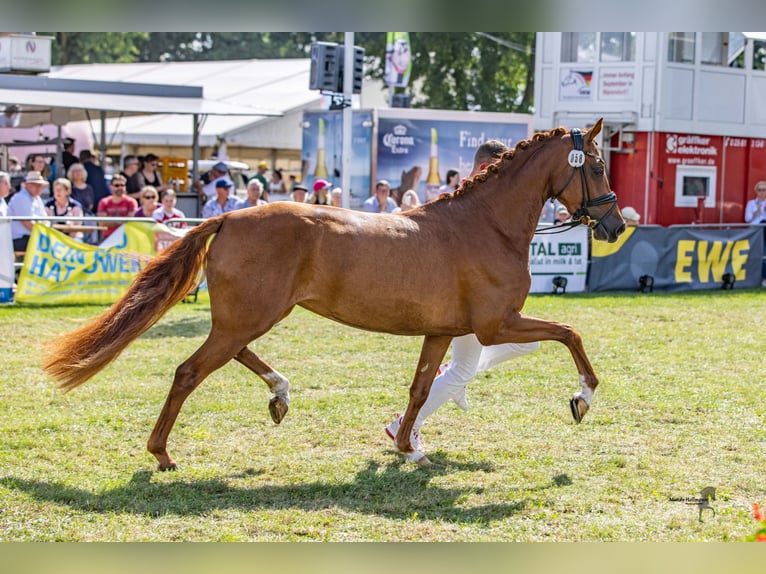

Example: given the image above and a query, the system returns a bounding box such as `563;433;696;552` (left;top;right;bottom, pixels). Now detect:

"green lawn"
0;289;764;541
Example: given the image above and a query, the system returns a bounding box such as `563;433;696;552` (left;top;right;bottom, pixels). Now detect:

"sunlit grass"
0;289;764;541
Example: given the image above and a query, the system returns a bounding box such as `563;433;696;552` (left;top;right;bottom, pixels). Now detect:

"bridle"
538;128;618;234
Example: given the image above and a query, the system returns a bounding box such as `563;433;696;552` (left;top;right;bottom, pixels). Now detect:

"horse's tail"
43;217;225;391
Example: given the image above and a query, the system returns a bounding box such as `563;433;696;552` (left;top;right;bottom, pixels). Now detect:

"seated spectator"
0;171;10;216
393;189;421;213
363;179;398;213
331;187;342;207
238;179;267;209
26;153;52;186
97;175;138;239
744;181;766;224
8;171;49;252
152;189;187;228
621;206;641;226
291;183;308;203
67;162;96;215
308;179;331;205
202;179;240;218
45;178;84;241
201;161;231;201
134;186;160;218
553;204;571;225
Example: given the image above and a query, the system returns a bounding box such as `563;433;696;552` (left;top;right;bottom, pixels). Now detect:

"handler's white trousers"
413;334;539;430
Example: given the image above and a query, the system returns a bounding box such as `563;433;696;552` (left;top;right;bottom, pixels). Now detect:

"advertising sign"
301;110;373;209
15;221;187;304
376;115;530;203
0;221;13;303
530;225;589;293
598;68;635;100
385;32;412;88
589;225;763;292
560;68;594;100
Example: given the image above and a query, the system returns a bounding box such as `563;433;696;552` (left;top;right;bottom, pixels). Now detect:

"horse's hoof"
569;396;589;423
158;462;178;472
269;396;289;424
405;450;431;466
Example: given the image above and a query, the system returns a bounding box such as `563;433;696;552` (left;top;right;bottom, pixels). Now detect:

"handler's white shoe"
452;386;469;411
385;414;421;451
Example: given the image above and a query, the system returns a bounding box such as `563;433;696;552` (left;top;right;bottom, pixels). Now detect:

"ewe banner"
15;222;186;304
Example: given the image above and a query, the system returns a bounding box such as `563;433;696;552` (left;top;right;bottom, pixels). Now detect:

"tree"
51;33;149;66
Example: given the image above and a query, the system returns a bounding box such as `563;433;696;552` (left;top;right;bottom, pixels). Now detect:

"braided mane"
451;126;568;198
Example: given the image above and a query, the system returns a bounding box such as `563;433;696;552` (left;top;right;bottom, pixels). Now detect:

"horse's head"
553;118;625;243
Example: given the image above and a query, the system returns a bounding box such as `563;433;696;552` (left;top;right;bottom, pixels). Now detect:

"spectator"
96;175;138;239
134;186;160;218
26;153;52;182
79;150;111;206
330;187;343;207
268;169;288;198
288;174;299;192
392;189;421;213
291;183;308;203
308;179;331;205
134;153;167;196
45;178;84;241
238;179;267;209
202;179;240;218
553;204;571;225
0;171;10;216
250;160;269;192
363;179;398;213
621;206;641;226
384;139;539;454
539;198;565;224
152;189;187;229
120;155;142;200
201;161;231;202
67;163;96;216
8;171;49;252
62;137;79;172
8;157;22;177
744;181;766;224
439;169;461;195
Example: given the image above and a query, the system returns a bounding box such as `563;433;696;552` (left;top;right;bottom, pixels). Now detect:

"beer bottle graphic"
425;127;441;202
313;117;329;178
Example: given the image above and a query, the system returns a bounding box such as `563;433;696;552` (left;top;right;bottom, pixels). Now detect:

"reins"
535;128;618;235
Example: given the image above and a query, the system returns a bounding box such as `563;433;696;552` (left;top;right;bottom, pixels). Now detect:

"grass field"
0;289;764;541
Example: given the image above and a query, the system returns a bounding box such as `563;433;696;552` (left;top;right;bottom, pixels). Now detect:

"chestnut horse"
43;119;625;469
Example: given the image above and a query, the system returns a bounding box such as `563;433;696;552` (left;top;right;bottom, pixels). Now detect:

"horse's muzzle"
593;219;625;243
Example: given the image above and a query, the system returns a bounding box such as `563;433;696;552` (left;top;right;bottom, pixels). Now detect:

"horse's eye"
592;166;604;177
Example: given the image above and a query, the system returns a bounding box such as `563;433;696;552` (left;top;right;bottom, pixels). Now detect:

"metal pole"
192;114;201;218
341;33;354;209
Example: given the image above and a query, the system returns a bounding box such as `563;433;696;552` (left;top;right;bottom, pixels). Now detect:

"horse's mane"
449;126;569;198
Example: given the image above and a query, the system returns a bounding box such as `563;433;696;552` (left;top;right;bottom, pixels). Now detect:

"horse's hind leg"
235;347;290;424
147;329;247;471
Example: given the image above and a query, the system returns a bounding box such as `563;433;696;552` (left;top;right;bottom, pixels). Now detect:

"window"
561;32;597;63
668;32;695;63
700;32;745;67
674;165;717;208
754;40;766;71
701;32;725;65
600;33;636;62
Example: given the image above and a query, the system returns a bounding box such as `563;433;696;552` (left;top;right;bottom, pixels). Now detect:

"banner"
530;225;589;293
385;32;412;88
15;221;187;304
589;225;764;292
0;220;13;303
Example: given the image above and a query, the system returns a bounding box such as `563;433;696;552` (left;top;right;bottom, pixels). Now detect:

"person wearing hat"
8;171;50;252
202;179;240;218
250;160;269;193
291;182;309;203
202;161;232;201
307;179;331;205
621;206;641;226
553;204;571;225
363;179;398;213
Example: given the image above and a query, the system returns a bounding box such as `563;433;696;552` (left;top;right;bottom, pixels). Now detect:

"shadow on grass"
143;315;212;339
0;460;572;524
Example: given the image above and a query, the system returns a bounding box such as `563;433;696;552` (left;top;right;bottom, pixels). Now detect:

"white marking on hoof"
405;450;429;465
264;370;290;406
577;375;593;406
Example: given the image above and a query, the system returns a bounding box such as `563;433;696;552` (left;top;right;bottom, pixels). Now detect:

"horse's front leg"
480;313;598;423
396;335;453;465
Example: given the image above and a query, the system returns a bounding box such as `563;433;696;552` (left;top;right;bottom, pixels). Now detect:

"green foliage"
1;289;765;541
43;32;534;113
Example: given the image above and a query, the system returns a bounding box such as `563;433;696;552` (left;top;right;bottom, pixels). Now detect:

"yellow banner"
15;221;187;304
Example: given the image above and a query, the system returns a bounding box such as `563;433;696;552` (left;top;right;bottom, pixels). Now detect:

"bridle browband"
537;128;618;234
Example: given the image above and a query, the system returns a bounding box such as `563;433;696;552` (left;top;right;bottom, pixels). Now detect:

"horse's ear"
586;118;604;143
